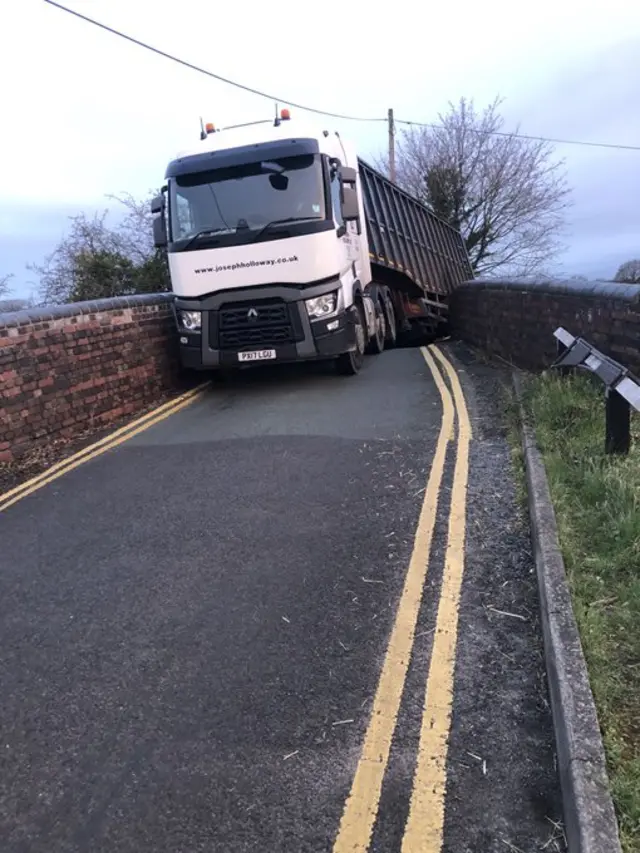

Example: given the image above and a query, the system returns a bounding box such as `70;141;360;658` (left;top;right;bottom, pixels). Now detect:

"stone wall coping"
0;293;174;330
458;277;640;303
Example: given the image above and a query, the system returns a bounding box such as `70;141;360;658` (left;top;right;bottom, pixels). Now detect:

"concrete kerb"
512;370;621;853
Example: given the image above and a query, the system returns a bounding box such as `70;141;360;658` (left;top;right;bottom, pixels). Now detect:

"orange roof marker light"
280;108;291;121
205;122;215;134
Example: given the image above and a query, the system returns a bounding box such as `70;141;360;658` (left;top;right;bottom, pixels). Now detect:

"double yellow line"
333;343;472;853
0;383;209;514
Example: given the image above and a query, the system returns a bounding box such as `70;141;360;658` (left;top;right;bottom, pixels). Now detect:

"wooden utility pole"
388;108;396;182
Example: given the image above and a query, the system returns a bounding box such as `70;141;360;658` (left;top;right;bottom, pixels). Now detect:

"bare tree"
613;259;640;284
381;97;572;276
106;192;158;264
30;192;170;305
0;273;12;299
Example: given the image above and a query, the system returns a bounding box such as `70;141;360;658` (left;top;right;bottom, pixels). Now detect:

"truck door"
330;163;359;279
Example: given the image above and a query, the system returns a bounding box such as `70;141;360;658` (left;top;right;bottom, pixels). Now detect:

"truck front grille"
217;300;297;349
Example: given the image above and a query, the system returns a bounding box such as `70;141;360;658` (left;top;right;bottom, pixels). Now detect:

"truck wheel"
384;299;397;348
336;301;366;375
366;300;385;355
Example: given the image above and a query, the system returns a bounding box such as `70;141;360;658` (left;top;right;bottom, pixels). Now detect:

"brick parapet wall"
3;281;639;466
450;278;640;375
0;294;182;464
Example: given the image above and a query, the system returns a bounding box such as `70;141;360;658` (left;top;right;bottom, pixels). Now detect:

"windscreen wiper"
181;227;233;251
252;217;318;242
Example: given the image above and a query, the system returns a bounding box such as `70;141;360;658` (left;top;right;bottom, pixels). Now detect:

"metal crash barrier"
552;327;640;455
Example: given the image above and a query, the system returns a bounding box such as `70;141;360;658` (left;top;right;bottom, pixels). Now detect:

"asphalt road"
0;345;564;852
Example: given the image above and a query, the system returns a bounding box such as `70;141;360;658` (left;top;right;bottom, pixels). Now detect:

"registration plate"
238;349;277;362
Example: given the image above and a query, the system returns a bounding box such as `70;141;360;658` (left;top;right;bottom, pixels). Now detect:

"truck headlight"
177;309;202;331
306;293;337;320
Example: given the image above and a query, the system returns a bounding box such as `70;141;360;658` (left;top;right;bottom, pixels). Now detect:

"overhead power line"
44;0;640;153
395;118;640;153
42;0;384;123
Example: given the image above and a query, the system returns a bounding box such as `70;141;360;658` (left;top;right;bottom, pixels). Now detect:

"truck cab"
152;111;383;375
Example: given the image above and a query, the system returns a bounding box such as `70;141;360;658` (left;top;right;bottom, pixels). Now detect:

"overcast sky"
2;0;640;299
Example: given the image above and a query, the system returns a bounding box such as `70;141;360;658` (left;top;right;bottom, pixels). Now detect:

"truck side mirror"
339;166;357;184
151;194;164;215
151;193;168;247
341;186;360;222
153;216;167;248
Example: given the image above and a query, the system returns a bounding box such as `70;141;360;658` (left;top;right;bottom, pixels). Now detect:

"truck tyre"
366;300;385;355
336;300;366;375
383;297;397;348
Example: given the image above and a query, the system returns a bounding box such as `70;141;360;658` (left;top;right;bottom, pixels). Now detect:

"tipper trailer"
152;109;472;375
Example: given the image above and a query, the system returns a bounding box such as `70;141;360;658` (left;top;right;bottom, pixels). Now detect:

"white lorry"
151;109;472;375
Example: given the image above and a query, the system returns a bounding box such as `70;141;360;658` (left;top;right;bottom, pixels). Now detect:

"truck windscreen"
169;154;326;245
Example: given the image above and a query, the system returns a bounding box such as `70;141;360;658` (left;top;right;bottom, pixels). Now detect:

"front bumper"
175;284;357;370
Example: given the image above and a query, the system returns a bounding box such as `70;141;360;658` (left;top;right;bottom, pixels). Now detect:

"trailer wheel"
366;300;386;355
383;297;397;348
336;300;366;375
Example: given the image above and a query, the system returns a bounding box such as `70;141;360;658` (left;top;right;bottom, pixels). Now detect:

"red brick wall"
0;295;183;464
451;278;640;375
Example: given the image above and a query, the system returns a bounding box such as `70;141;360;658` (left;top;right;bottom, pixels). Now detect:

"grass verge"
508;371;639;852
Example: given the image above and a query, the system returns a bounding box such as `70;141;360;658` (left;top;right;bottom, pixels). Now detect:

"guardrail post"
552;327;638;456
555;337;571;378
605;387;631;455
